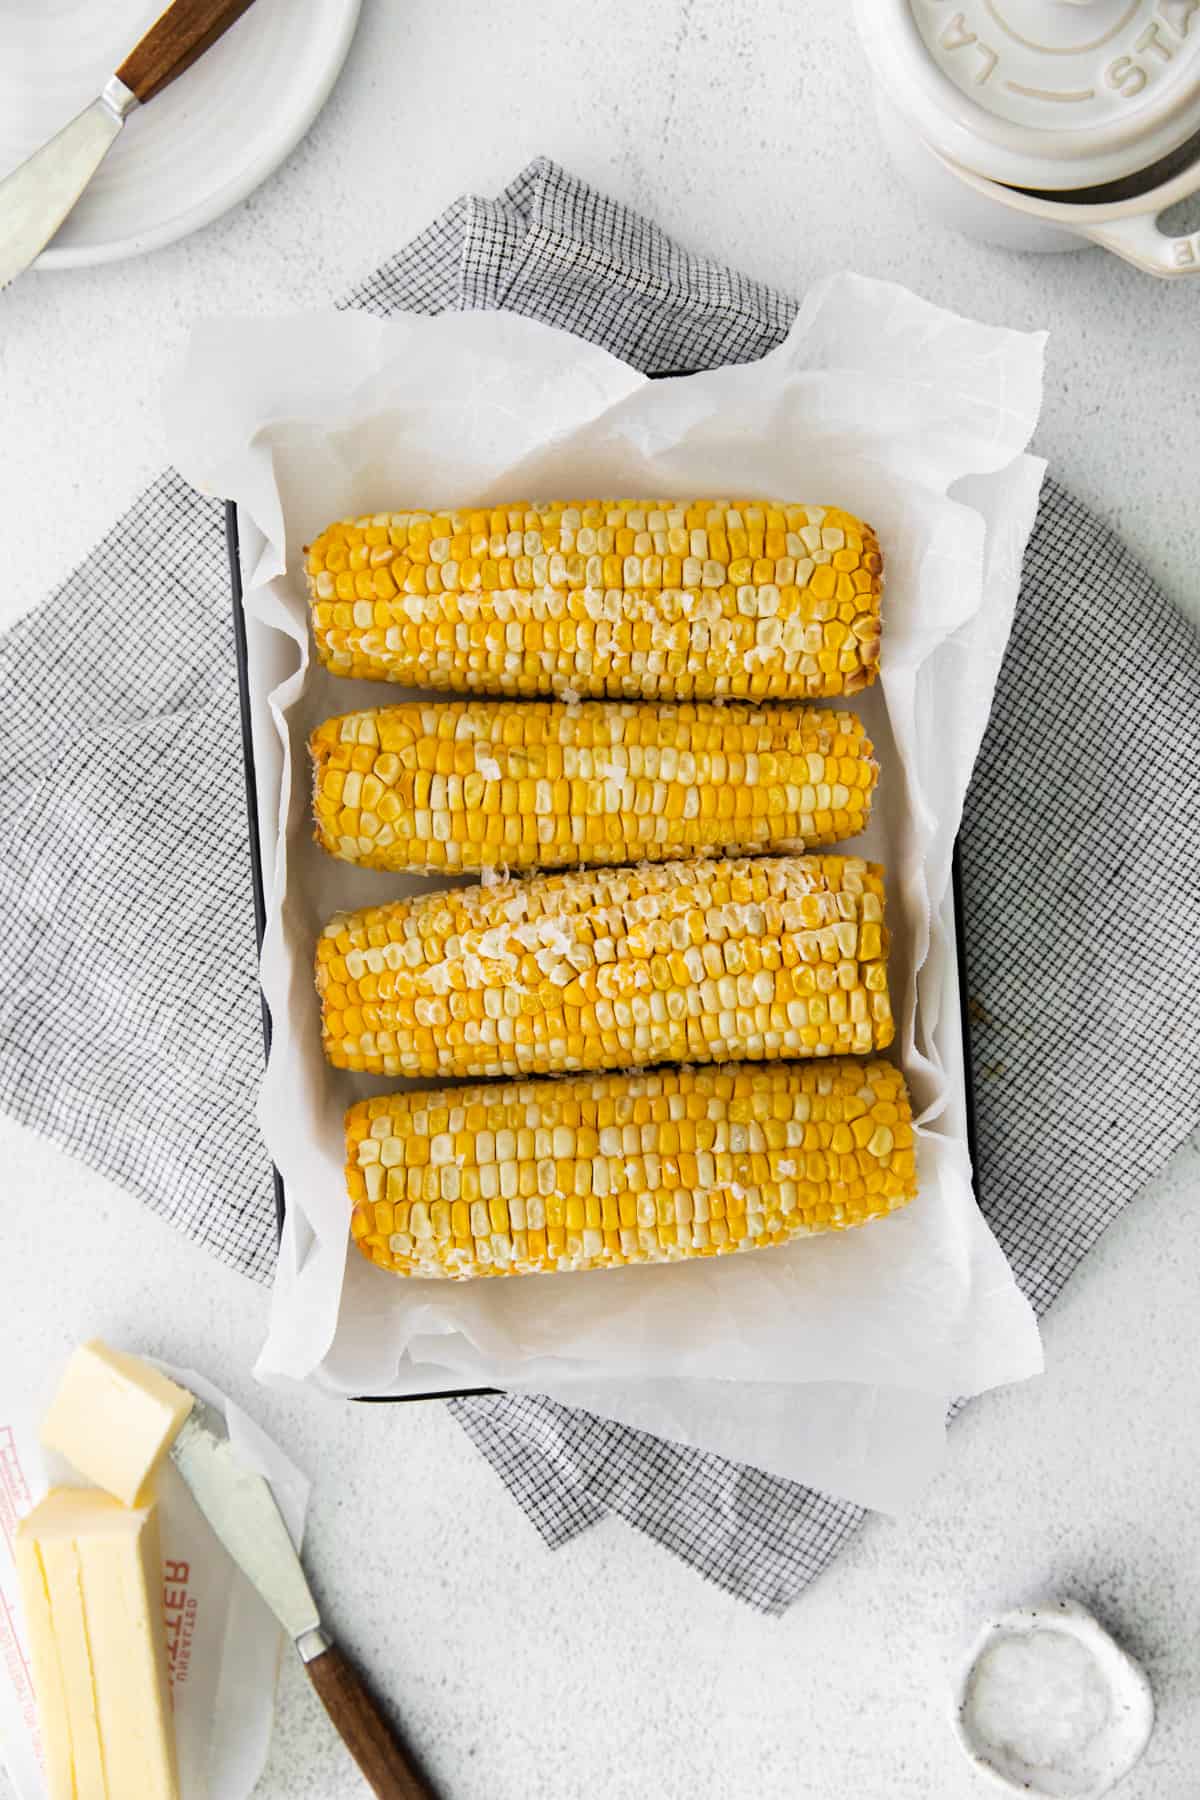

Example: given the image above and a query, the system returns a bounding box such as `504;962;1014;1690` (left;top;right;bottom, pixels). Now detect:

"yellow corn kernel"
306;501;882;700
316;855;894;1080
345;1059;916;1279
308;700;877;874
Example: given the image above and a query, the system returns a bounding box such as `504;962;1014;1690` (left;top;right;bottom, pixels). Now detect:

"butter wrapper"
0;1359;309;1800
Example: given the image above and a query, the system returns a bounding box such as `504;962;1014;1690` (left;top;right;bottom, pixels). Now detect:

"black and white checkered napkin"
2;160;1197;1614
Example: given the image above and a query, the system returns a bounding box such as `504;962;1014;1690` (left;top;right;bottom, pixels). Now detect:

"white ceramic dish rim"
31;0;361;270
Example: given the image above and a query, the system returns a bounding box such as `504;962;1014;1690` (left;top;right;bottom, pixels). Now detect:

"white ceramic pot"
854;0;1200;276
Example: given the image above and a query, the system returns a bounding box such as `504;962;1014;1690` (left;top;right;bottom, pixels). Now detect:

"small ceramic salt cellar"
954;1600;1154;1797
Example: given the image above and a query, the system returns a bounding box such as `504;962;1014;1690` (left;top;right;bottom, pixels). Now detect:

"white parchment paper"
166;277;1047;1510
0;1359;308;1800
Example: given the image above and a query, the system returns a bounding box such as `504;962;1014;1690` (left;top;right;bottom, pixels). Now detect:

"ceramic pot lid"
867;1;1200;189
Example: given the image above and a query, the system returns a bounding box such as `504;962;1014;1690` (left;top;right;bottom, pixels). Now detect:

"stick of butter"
16;1488;179;1800
41;1340;193;1506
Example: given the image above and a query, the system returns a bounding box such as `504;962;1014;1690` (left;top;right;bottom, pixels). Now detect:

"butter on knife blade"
168;1394;325;1649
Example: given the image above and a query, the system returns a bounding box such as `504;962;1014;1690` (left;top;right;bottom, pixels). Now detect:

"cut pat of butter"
16;1487;179;1800
41;1340;193;1506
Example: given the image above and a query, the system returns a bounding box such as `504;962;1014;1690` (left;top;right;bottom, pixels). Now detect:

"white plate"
0;0;360;268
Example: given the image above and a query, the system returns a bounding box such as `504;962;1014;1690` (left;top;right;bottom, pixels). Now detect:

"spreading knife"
0;0;259;291
169;1394;438;1800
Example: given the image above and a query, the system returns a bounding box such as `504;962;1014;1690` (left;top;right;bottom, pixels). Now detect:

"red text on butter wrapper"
163;1558;199;1694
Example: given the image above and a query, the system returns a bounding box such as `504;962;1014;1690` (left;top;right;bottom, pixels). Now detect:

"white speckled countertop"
2;4;1198;1796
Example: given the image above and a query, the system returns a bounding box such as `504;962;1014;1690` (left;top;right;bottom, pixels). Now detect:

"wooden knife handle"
116;0;258;104
306;1643;439;1800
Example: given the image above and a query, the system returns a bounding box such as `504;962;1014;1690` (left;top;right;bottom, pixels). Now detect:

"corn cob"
347;1059;916;1280
317;855;893;1079
306;500;882;700
310;700;877;874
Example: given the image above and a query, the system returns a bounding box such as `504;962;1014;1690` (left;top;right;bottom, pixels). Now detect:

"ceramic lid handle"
1082;208;1200;278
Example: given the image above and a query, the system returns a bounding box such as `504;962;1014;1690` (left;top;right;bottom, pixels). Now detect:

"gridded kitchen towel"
3;159;1198;1613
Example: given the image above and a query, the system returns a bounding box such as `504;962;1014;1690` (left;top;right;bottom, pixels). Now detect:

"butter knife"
170;1395;438;1800
0;0;258;290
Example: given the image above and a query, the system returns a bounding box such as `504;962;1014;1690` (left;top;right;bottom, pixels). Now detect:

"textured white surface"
2;2;1198;1795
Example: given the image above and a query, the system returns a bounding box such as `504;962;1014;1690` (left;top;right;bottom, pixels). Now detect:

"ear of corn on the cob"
310;700;877;874
306;500;882;701
346;1059;916;1280
317;855;893;1080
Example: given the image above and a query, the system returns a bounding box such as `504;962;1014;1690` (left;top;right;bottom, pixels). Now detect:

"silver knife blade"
168;1395;322;1648
0;77;137;289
